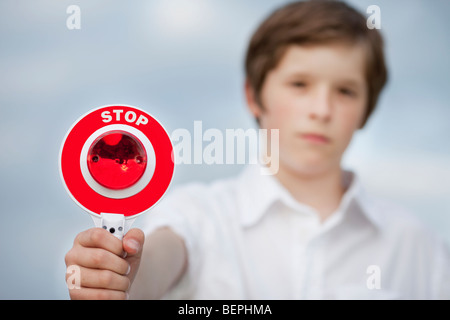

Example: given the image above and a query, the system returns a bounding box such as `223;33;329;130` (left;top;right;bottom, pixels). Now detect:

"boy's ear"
244;79;263;120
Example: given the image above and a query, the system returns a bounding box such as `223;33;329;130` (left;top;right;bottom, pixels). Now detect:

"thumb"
123;228;145;257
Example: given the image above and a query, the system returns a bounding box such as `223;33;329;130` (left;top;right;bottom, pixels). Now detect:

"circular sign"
59;105;174;218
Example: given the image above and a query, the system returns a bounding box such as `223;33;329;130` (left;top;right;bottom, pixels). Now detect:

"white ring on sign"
79;124;156;199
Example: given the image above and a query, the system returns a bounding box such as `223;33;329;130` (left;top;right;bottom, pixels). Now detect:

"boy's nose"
308;88;332;122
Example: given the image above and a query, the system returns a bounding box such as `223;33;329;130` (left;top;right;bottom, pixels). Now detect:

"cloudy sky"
0;0;449;299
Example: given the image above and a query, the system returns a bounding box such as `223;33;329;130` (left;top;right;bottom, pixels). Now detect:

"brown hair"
244;0;388;127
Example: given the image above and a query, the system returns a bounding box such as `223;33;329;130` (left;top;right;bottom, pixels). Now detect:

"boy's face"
248;43;368;176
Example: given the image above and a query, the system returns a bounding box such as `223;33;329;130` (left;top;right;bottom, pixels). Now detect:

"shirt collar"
237;164;384;230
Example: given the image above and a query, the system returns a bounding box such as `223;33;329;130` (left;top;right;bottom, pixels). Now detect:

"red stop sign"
59;105;174;218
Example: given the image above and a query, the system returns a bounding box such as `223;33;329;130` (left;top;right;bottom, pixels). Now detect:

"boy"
65;1;450;299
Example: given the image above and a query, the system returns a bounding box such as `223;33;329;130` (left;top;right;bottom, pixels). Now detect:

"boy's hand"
65;227;145;300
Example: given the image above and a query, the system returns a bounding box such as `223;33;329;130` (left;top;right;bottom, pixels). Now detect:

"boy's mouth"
299;132;330;144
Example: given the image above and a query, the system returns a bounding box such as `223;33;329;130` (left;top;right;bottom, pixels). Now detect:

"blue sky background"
0;0;449;299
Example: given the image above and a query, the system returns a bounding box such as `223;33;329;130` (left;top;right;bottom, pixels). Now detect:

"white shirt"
132;165;450;299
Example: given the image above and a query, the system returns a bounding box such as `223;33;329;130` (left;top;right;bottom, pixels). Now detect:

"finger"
123;228;145;256
69;287;128;300
75;228;124;257
72;266;131;291
68;247;130;275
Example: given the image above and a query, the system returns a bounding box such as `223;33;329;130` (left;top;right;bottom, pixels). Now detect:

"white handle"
100;213;125;240
91;213;135;240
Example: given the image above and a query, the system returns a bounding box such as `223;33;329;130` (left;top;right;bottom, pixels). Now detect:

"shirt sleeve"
137;183;208;299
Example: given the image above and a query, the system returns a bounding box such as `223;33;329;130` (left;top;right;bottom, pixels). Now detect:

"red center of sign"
87;131;147;190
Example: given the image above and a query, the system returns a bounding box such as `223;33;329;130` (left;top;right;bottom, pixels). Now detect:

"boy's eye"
291;81;307;88
339;88;356;97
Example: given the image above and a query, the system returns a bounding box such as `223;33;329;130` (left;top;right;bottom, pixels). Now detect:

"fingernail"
126;263;131;275
127;239;140;253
